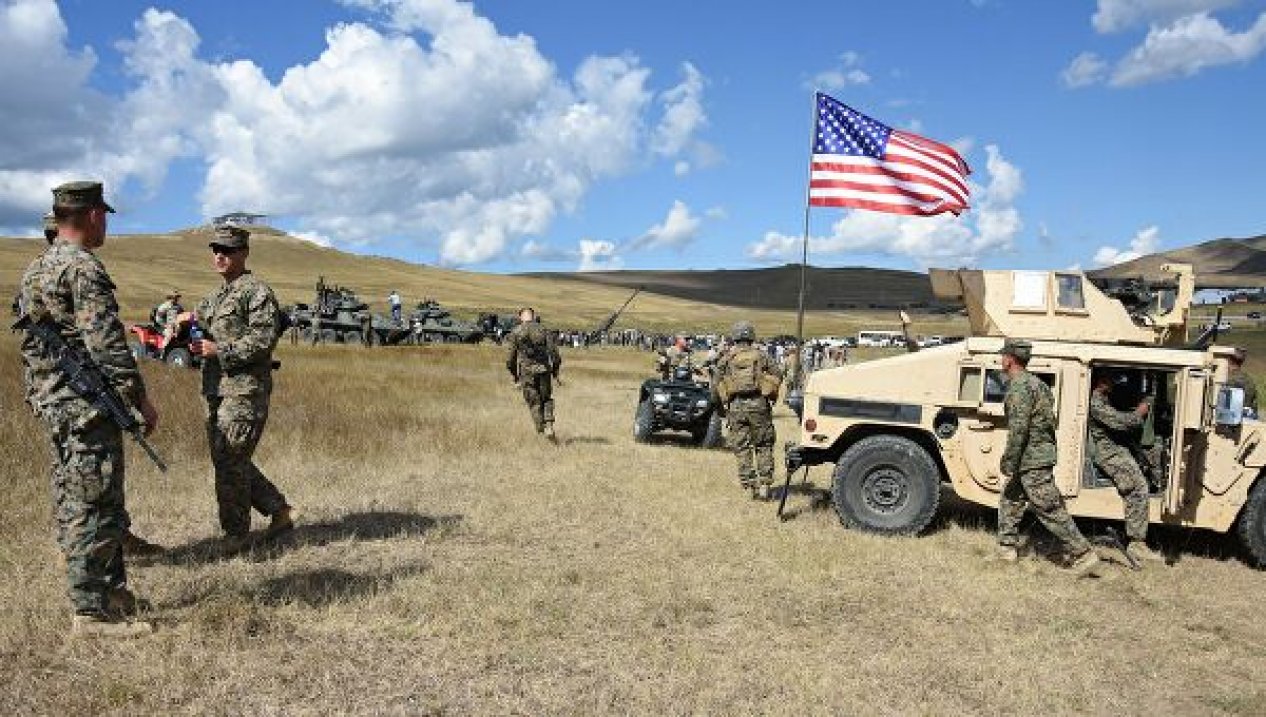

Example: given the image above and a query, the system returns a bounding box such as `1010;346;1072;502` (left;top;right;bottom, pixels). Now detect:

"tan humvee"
789;263;1266;566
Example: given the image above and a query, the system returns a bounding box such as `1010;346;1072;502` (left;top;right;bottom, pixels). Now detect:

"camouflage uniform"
657;344;691;378
1088;392;1150;542
506;320;561;433
197;264;289;536
715;332;782;487
997;368;1091;556
1228;366;1258;414
18;204;143;616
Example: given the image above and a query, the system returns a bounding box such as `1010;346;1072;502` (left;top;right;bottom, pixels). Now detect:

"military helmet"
732;321;755;342
1000;339;1032;362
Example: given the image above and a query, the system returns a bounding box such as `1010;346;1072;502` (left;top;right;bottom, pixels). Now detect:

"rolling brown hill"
1090;234;1266;287
525;264;939;310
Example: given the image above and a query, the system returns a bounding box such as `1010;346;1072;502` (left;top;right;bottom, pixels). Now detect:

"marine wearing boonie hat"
1000;338;1032;362
51;181;115;213
211;223;249;249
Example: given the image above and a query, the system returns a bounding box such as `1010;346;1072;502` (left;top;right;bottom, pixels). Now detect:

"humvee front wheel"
832;435;940;536
1236;476;1266;568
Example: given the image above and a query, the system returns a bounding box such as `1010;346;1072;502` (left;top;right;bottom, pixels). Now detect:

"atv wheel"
1237;475;1266;568
832;435;941;535
165;347;193;368
128;339;146;360
696;413;724;449
633;400;655;443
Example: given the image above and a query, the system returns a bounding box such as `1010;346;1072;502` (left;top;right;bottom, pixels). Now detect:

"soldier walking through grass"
713;321;782;499
181;224;295;551
1089;370;1164;565
995;339;1101;577
506;307;561;441
18;181;160;637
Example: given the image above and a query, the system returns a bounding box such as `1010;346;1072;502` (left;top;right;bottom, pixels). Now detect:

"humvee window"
958;368;982;402
1055;274;1085;310
984;369;1056;404
1012;271;1048;309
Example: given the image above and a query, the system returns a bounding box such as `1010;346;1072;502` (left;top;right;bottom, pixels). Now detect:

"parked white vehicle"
856;330;905;348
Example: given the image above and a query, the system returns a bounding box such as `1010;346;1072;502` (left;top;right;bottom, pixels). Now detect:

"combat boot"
71;614;153;639
106;587;140;618
1126;541;1165;565
1068;550;1103;578
263;506;296;540
122;531;166;557
543;422;558;444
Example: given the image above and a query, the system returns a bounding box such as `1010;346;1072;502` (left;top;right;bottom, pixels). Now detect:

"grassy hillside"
1090;234;1266;288
0;228;965;337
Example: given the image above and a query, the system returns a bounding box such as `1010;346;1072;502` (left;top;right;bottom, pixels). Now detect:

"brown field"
3;331;1266;715
0;230;967;338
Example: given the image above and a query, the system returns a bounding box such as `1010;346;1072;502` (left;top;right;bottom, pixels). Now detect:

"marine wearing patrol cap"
51;181;115;213
1000;338;1032;363
211;223;250;249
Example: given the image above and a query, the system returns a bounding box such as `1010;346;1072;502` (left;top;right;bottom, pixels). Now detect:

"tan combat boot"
263;506;297;540
71;614;153;638
1126;541;1165;565
1068;550;1103;578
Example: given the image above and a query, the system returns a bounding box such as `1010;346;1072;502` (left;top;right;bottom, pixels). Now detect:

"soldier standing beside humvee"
713;322;782;498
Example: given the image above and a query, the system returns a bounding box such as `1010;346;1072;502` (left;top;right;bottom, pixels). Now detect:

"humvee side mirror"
1215;385;1245;427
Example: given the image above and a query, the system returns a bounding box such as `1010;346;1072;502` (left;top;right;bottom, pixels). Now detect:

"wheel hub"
862;467;909;514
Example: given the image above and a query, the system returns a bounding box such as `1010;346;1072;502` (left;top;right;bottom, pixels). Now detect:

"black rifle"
777;443;808;520
1188;307;1224;350
14;314;168;472
586;287;642;343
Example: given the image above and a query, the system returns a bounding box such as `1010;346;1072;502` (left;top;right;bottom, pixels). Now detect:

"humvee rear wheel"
633;400;654;443
832;435;940;536
1236;476;1266;568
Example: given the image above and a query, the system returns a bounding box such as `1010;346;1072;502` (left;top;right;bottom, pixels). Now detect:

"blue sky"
3;0;1265;273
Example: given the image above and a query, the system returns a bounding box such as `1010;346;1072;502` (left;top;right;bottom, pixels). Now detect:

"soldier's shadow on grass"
165;562;431;614
157;510;464;567
561;435;611;447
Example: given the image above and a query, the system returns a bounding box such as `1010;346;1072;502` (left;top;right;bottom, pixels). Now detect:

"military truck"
406;299;484;343
786;263;1266;566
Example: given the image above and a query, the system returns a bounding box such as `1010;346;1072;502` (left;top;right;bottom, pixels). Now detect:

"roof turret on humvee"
787;263;1266;566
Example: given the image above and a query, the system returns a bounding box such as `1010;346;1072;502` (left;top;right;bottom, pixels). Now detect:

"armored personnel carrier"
290;277;385;344
786;264;1266;566
407;299;484;343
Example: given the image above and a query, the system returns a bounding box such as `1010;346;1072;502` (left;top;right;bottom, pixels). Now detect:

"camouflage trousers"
520;373;555;432
998;467;1091;556
726;396;776;486
1095;447;1150;542
205;394;288;535
42;407;128;615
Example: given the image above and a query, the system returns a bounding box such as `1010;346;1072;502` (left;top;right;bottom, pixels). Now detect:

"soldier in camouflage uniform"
183;224;294;548
995;339;1101;576
656;336;691;379
714;321;782;498
1088;370;1164;564
19;181;159;637
506;307;561;441
1227;347;1258;415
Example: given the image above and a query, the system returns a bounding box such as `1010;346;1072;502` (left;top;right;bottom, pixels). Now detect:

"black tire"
341;330;361;344
697;412;724;449
1237;476;1266;568
165;347;193;368
832;434;941;535
633;400;655;443
320;329;338;343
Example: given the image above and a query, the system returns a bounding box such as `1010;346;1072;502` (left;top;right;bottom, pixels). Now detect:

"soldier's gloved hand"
139;396;159;437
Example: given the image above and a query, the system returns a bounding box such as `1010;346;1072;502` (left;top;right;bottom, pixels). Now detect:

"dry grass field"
3;331;1266;715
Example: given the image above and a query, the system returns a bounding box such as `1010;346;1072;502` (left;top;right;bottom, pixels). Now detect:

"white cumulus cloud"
577;238;622;271
748;144;1024;268
630;200;702;251
1093;225;1161;266
1091;0;1239;33
0;0;713;265
1061;52;1109;87
808;51;871;91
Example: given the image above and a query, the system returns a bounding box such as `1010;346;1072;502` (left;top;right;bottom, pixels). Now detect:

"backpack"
726;347;762;396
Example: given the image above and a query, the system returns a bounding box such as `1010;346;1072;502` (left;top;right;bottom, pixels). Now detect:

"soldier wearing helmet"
713;321;783;498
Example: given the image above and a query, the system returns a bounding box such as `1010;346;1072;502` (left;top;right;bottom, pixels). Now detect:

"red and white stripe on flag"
809;130;971;217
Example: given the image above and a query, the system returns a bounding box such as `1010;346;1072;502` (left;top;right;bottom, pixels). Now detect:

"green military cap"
211;223;250;249
42;211;56;232
1000;338;1032;362
51;181;115;213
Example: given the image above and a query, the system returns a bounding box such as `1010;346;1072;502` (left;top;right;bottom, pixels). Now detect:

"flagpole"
794;90;819;346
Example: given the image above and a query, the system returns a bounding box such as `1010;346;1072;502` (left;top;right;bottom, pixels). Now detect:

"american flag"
809;92;970;216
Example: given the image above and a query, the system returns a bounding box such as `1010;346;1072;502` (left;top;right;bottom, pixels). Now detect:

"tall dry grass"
1;333;1266;715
